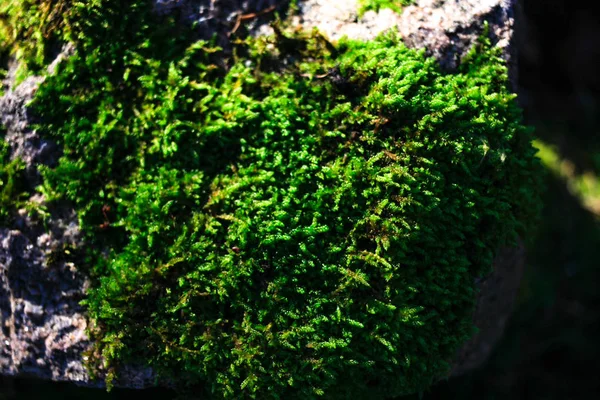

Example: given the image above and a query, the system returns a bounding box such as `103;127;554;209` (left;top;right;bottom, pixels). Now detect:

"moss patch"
0;0;77;83
358;0;413;17
0;132;26;225
10;0;543;398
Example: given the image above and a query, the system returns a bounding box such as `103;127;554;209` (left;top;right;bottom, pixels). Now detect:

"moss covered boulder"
1;0;540;398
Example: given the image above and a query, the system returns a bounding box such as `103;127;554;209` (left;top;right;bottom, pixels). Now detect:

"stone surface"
0;45;157;389
295;0;518;88
0;42;93;385
0;74;55;186
0;0;523;389
0;224;89;383
153;0;286;48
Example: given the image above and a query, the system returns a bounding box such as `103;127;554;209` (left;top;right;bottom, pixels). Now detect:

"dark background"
2;0;600;398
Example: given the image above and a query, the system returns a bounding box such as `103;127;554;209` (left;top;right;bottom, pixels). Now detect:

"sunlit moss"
358;0;413;17
0;0;79;83
1;0;544;398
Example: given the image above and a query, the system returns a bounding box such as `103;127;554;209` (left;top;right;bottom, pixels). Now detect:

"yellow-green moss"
358;0;413;17
0;129;26;225
0;0;79;83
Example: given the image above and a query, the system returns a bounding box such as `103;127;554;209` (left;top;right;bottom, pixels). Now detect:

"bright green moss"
358;0;413;17
25;0;540;398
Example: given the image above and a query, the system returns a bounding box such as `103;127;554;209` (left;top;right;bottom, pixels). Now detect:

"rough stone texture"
153;0;286;48
0;43;75;186
295;0;518;88
0;0;524;389
288;0;399;41
0;47;158;389
0;75;56;185
0;226;88;383
0;48;93;384
151;1;518;86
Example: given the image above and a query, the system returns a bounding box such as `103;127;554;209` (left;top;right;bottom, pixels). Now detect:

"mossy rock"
1;1;541;398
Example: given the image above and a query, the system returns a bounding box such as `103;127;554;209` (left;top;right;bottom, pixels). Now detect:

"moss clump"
0;131;26;225
26;0;540;398
0;0;80;82
358;0;413;17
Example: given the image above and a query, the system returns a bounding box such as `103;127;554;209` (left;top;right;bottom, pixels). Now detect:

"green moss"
24;0;541;398
0;130;26;225
358;0;413;17
0;0;77;82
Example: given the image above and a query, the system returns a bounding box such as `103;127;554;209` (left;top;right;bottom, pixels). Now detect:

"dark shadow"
0;376;177;400
398;2;600;398
409;172;600;399
517;0;600;174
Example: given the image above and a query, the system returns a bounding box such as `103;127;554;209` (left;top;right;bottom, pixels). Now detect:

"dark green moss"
23;0;541;398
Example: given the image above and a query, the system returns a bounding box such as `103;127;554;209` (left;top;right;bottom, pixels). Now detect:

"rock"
152;0;285;49
296;0;518;88
151;0;518;83
0;75;56;186
0;0;524;389
0;229;90;383
0;46;95;386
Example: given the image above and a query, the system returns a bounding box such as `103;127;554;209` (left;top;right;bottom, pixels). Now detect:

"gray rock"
0;75;56;186
0;0;524;389
0;228;89;383
0;43;75;187
0;46;95;386
296;0;518;87
0;197;155;389
153;0;518;82
153;0;285;48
